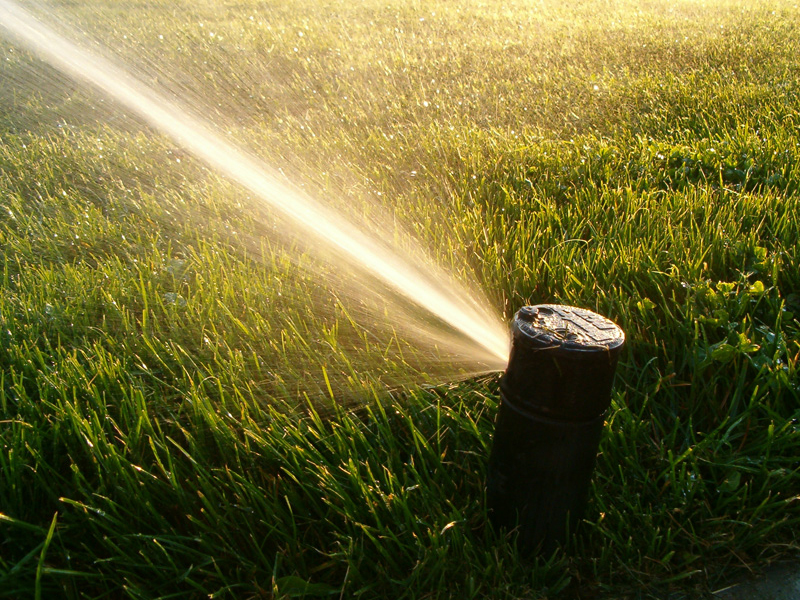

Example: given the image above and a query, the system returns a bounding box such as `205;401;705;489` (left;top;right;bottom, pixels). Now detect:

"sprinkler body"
487;305;625;554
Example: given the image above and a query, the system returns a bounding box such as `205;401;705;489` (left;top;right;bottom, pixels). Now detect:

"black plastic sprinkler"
487;305;625;554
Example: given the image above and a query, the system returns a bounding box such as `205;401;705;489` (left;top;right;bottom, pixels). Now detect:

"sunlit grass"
1;0;800;597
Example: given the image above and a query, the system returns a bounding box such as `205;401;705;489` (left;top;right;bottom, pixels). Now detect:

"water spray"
487;305;625;554
0;0;509;370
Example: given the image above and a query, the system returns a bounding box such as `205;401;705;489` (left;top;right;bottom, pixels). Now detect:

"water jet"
487;304;625;554
0;0;509;373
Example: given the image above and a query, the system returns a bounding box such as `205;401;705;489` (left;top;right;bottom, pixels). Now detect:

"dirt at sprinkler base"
711;561;800;599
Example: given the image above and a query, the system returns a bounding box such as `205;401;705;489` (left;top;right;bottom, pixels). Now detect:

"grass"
1;0;800;597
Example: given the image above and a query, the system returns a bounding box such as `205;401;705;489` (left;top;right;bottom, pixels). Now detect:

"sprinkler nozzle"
487;305;625;554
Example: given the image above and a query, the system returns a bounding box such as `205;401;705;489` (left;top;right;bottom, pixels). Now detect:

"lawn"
1;0;799;597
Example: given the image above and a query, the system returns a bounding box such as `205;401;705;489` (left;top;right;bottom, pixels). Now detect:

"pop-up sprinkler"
487;305;625;554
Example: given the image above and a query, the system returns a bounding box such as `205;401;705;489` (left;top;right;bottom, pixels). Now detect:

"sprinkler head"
503;304;625;421
487;305;625;554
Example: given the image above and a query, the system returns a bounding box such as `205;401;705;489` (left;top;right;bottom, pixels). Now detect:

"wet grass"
1;0;800;597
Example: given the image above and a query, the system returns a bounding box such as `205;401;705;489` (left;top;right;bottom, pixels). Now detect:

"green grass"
2;0;800;597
